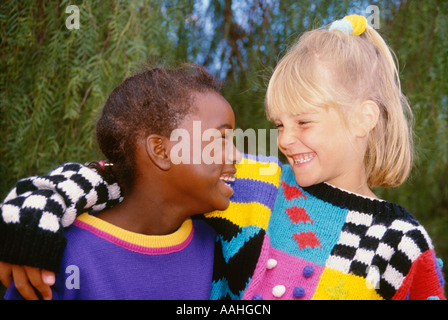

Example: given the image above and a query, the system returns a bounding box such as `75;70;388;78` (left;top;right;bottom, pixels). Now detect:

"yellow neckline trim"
76;213;193;249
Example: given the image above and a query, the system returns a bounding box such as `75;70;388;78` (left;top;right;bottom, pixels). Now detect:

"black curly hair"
93;64;223;193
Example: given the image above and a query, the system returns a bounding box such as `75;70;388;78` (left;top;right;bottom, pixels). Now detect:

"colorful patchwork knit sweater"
0;155;445;300
240;165;445;300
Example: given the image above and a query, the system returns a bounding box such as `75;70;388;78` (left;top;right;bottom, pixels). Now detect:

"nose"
226;142;242;164
277;126;299;151
234;146;243;163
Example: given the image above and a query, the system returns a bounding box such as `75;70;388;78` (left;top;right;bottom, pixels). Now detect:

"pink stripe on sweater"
73;219;194;255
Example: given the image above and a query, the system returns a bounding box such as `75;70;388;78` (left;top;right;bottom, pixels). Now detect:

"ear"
145;135;171;171
354;100;380;138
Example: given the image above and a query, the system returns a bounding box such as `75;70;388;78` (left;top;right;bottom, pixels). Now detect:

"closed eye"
274;123;283;129
222;129;234;141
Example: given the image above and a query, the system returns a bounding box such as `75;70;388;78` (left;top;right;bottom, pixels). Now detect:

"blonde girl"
266;15;412;192
242;15;445;300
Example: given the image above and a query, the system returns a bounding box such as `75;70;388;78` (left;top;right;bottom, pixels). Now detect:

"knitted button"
293;286;305;298
252;294;263;300
272;285;286;298
303;265;314;278
266;258;277;269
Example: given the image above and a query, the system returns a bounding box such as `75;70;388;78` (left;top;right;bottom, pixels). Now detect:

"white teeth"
220;175;235;188
220;176;235;182
293;153;316;164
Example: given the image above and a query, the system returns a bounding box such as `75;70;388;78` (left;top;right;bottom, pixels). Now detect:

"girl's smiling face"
168;91;241;213
273;106;369;194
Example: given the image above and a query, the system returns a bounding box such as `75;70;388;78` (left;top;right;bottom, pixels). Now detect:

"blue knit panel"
267;165;348;266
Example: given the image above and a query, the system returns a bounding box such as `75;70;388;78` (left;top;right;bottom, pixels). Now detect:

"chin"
293;175;321;188
295;180;313;188
208;194;231;211
214;199;231;211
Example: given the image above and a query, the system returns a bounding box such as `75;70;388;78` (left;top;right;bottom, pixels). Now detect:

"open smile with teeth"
292;152;317;164
219;175;235;188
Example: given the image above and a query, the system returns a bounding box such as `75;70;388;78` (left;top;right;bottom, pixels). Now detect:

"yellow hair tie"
344;15;367;35
329;14;368;36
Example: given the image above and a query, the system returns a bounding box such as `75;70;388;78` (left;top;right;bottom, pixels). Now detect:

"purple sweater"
5;213;215;300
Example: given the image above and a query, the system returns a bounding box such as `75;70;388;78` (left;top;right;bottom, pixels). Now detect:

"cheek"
192;164;220;184
202;139;227;165
316;129;358;170
296;128;322;154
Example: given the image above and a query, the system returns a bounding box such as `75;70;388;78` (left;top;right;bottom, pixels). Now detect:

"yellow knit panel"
312;268;384;300
235;158;281;187
205;202;271;230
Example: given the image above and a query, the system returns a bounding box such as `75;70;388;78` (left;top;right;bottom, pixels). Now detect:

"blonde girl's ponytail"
361;26;414;187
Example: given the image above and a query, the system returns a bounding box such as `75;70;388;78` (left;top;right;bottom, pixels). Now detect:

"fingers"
12;265;40;300
40;269;55;300
0;261;13;288
23;266;54;300
1;263;55;300
11;265;54;300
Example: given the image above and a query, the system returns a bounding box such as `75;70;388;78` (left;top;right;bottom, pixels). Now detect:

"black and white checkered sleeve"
0;162;123;272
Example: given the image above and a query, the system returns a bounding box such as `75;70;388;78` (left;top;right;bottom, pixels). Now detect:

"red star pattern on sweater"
286;206;314;224
293;232;322;250
281;181;307;201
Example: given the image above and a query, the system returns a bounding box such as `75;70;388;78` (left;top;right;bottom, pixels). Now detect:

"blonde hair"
265;25;413;188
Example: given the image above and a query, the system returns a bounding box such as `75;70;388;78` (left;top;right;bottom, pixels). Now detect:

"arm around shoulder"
0;162;123;271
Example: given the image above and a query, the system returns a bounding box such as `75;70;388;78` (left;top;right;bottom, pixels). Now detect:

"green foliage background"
1;0;447;296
